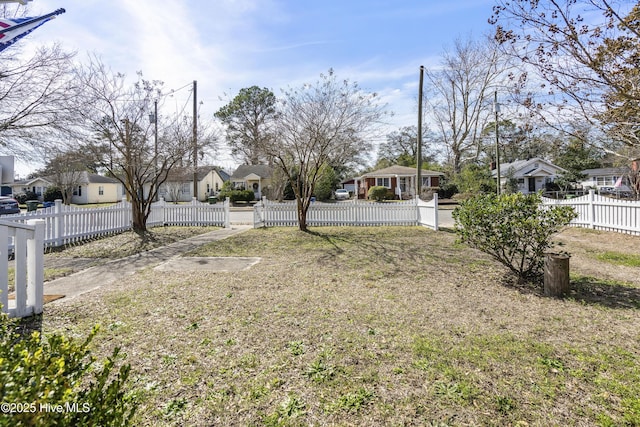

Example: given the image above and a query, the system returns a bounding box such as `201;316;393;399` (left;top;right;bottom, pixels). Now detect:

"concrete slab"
154;256;261;272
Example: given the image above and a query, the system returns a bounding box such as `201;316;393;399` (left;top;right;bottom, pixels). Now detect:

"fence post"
432;193;439;231
26;220;45;315
224;197;231;228
0;225;7;313
588;189;595;229
54;199;64;247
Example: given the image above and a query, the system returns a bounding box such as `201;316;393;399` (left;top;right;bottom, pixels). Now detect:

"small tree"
452;192;577;280
265;70;386;231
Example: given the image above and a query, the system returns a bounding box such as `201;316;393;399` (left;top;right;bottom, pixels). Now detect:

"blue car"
0;196;21;215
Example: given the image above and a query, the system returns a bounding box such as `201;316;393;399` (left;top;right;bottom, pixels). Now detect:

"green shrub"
14;191;38;204
43;187;63;203
0;315;137;427
368;186;393;202
218;189;255;203
452;192;577;280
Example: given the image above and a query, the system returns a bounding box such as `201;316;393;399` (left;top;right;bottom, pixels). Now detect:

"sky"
14;0;498;176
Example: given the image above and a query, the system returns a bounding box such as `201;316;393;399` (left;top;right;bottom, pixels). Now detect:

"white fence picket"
254;196;439;229
542;190;640;235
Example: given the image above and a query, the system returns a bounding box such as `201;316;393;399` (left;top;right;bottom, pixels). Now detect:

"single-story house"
11;172;123;204
579;167;633;192
10;177;54;200
157;166;230;202
230;165;273;200
354;165;444;199
493;158;565;194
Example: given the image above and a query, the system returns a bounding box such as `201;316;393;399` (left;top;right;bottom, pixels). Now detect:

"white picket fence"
0;198;229;318
1;219;45;318
542;190;640;236
253;195;439;229
5;197;230;248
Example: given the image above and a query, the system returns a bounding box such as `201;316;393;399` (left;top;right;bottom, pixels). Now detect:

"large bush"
368;186;394;202
43;186;63;202
218;188;255;203
0;315;137;426
452;192;577;280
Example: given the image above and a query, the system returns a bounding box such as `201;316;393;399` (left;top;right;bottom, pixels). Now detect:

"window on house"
376;177;390;188
98;186;104;195
421;177;431;188
595;176;616;186
182;183;191;194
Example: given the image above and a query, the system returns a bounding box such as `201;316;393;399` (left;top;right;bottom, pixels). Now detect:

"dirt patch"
154;257;261;272
555;227;640;285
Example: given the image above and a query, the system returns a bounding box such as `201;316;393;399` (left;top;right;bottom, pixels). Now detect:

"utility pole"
494;90;501;195
417;66;424;198
192;80;198;200
152;99;158;201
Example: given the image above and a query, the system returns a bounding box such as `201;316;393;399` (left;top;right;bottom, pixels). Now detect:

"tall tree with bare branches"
490;0;640;159
72;58;215;232
425;36;508;174
264;70;386;231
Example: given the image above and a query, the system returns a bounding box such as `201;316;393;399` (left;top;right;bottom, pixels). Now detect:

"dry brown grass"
38;226;640;426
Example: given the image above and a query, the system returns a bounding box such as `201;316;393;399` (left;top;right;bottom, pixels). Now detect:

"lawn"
38;226;640;426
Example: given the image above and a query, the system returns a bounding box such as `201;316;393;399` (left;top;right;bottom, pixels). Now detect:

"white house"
579;167;633;192
230;165;274;200
157;166;230;202
493;158;565;194
11;172;123;204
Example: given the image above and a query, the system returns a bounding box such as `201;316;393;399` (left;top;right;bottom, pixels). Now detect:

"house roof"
231;164;273;180
493;158;565;178
16;172;118;186
360;165;444;178
581;167;628;177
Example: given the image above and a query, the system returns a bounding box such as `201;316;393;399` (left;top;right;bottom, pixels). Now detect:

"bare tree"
72;58;209;232
376;125;438;168
490;0;640;158
36;148;97;204
0;41;77;156
265;70;387;231
425;36;508;174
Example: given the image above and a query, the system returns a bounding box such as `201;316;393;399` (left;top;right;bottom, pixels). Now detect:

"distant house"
10;177;54;200
11;172;122;204
230;165;273;200
157;166;230;202
493;158;565;194
579;167;632;192
354;165;444;199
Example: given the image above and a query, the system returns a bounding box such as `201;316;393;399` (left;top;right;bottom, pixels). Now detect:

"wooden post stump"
544;253;570;297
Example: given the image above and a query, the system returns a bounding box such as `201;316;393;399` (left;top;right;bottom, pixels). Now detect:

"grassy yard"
39;227;639;426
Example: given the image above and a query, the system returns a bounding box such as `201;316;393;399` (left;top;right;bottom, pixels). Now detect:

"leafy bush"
452;192;577;280
43;186;63;202
438;182;458;199
218;188;255;203
0;315;137;427
14;191;38;204
368;186;394;202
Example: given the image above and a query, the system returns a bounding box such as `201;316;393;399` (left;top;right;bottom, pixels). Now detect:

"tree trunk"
131;201;147;233
543;253;570;297
297;198;309;232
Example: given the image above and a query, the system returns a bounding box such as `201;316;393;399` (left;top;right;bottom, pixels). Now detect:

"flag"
0;8;65;53
614;176;623;188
